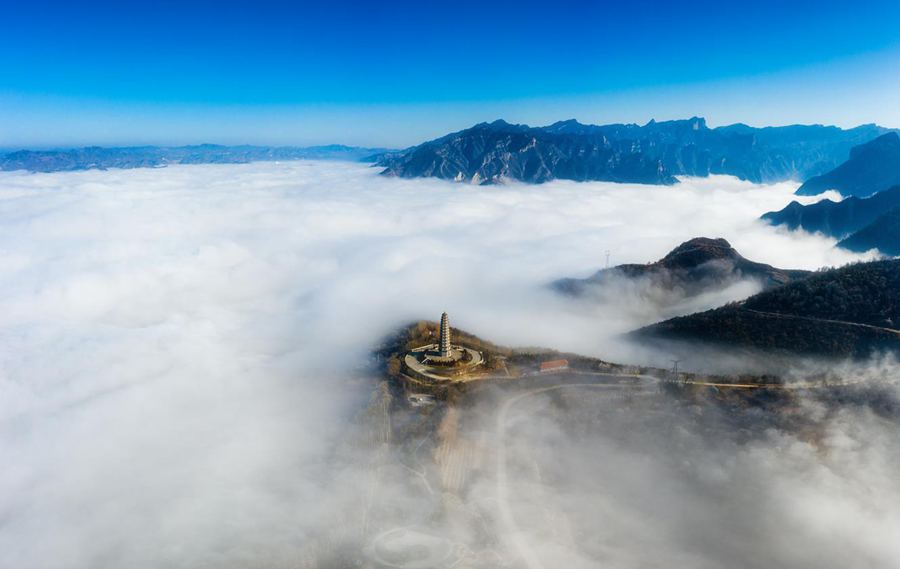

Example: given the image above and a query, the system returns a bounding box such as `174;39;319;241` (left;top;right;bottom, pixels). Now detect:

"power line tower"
670;359;681;381
605;250;611;269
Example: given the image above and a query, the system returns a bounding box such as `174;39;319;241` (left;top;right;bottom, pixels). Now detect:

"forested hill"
741;260;900;328
554;237;809;298
635;260;900;357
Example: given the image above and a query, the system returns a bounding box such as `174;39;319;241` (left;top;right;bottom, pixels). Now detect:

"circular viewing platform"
403;343;484;382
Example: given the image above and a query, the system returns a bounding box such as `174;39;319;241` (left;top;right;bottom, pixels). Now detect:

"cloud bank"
478;379;900;569
0;161;889;568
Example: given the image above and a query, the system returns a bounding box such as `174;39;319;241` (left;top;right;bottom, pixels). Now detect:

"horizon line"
2;115;896;153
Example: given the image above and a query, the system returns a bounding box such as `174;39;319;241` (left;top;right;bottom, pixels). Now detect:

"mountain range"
376;118;891;186
0;144;390;173
554;237;809;298
761;131;900;256
635;259;900;358
8;119;894;184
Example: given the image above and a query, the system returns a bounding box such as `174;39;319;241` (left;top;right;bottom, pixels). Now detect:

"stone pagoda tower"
424;311;462;364
402;310;484;379
439;312;452;359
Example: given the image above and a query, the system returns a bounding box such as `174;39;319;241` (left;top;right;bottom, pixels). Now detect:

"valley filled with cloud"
0;161;893;568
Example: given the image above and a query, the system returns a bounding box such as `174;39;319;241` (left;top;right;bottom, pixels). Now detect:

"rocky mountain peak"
658;237;739;269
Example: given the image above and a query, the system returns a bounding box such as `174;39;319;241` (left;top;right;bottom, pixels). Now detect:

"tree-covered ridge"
635;260;900;357
742;260;900;329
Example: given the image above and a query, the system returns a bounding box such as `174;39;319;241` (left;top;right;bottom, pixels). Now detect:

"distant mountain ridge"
761;185;900;239
377;119;677;185
795;132;900;197
0;144;391;173
762;185;900;256
376;118;891;186
555;237;809;298
838;207;900;256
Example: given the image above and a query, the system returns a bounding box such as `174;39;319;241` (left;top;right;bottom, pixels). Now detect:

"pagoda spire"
439;312;451;357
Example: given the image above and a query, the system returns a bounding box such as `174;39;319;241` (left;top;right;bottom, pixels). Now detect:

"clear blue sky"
2;0;900;148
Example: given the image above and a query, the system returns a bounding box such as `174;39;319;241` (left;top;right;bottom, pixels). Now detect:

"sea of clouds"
0;160;893;568
483;375;900;569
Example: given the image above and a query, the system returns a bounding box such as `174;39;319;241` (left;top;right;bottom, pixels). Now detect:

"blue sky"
2;0;900;148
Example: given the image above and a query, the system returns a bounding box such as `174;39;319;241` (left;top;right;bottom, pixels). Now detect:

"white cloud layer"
0;161;890;568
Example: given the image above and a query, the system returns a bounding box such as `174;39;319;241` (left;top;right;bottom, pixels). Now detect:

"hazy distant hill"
0;144;390;173
838;207;900;256
376;118;889;185
636;260;900;357
795;132;900;197
555;237;809;297
761;185;900;239
763;182;900;256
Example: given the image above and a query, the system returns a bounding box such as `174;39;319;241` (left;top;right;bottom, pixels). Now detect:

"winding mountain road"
494;375;656;569
491;366;885;568
742;308;900;337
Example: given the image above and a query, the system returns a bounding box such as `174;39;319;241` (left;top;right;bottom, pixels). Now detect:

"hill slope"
761;185;900;239
795;133;900;197
555;237;809;297
838;207;900;256
635;260;900;357
376;118;889;185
